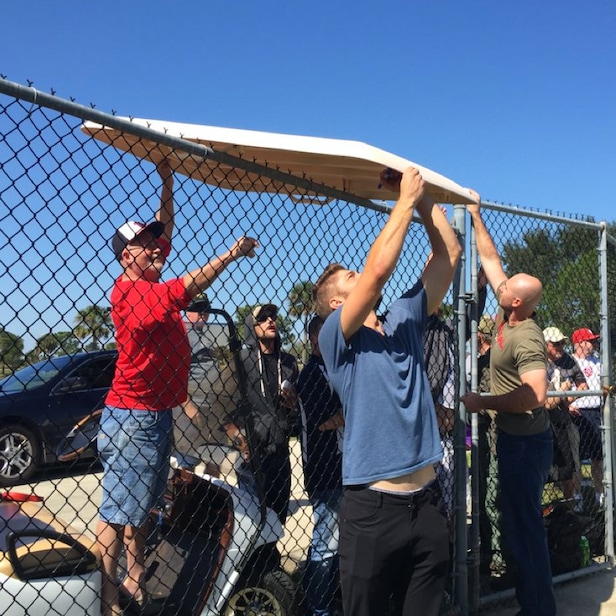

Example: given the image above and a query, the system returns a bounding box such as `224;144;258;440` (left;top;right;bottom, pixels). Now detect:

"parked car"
0;351;117;487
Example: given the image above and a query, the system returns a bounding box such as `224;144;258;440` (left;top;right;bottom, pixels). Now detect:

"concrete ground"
480;567;616;615
23;441;315;567
12;440;616;615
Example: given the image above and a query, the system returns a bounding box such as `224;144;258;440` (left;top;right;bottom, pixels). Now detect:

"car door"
46;354;117;448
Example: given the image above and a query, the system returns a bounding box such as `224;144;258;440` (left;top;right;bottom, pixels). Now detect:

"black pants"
339;482;450;616
477;420;495;567
572;408;603;461
238;450;292;524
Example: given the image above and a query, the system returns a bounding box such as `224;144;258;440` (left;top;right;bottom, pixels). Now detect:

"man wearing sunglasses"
213;303;298;524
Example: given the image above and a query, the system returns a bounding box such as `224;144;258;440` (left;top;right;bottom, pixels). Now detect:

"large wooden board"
81;118;476;204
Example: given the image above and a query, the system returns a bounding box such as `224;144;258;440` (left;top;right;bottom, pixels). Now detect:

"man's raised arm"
183;236;259;298
339;167;425;339
155;159;175;244
466;190;507;294
418;197;462;316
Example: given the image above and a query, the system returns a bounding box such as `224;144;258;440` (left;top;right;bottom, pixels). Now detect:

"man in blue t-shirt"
313;166;463;616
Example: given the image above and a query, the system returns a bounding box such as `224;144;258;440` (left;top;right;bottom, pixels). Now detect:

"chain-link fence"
0;77;614;616
464;207;616;614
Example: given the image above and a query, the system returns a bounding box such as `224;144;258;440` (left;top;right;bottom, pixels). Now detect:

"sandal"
118;585;156;614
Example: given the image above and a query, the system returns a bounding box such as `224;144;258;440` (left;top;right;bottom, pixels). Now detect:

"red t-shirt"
105;276;193;410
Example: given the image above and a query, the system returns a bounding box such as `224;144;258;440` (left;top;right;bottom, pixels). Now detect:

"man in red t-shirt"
96;160;259;616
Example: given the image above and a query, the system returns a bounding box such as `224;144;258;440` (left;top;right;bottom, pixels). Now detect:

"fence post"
453;203;469;614
599;224;615;563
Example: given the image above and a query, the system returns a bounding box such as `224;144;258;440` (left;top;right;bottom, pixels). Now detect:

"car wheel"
0;424;40;487
224;569;297;616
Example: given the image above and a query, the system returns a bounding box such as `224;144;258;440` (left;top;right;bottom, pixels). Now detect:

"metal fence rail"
0;77;614;616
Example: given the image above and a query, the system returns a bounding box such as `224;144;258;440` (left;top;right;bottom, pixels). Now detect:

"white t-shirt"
572;354;602;409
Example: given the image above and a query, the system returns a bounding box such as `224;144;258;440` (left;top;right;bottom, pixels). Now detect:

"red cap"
571;328;600;345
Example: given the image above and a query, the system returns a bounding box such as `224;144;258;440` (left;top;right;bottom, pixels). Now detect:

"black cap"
187;295;211;314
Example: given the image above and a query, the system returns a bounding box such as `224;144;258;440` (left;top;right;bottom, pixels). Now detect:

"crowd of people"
98;161;607;616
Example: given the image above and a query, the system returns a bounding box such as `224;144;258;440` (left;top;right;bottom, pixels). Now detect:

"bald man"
461;195;555;616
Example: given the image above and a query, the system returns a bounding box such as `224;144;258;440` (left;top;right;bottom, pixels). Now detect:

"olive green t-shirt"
490;306;549;435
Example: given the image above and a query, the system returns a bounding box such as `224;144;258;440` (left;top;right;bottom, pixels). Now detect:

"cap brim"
142;221;164;238
186;300;211;313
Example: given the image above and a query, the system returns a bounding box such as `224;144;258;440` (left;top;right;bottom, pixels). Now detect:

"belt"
346;481;439;507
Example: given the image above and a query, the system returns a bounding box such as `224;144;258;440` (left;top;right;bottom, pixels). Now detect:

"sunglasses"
256;313;277;324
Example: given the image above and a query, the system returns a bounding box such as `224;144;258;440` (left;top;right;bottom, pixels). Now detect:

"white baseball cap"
111;220;164;261
542;327;567;343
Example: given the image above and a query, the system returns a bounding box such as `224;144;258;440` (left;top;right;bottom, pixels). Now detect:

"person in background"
467;313;498;574
468;313;518;588
424;264;487;521
423;303;457;519
543;327;585;510
211;303;298;524
97;159;259;616
570;327;604;507
173;294;222;470
298;315;344;616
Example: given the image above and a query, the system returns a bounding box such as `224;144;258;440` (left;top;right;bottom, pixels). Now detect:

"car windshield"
0;356;73;393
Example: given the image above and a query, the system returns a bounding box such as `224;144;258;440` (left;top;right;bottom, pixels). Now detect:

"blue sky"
1;1;615;349
3;0;614;218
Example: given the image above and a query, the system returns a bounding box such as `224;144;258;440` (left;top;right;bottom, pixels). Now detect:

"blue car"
0;351;117;486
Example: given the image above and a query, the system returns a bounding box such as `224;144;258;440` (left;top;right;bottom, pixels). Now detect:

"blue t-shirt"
319;281;442;486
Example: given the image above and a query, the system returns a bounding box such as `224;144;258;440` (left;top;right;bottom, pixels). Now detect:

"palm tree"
73;305;112;351
287;281;314;363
